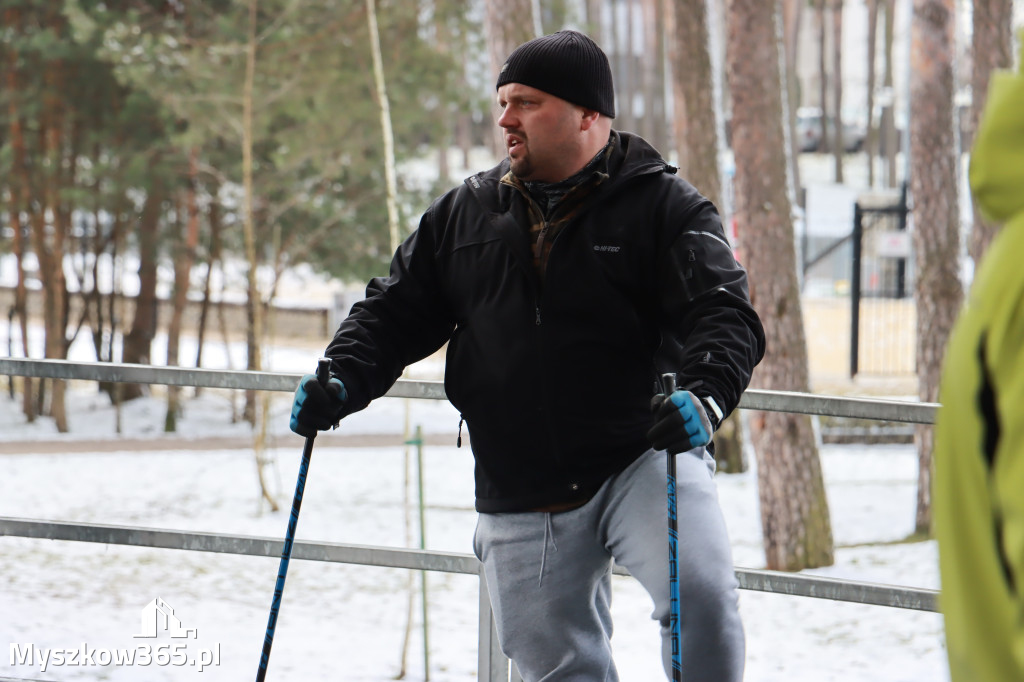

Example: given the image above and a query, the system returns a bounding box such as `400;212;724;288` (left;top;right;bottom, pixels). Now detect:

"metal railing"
0;358;940;681
0;357;938;423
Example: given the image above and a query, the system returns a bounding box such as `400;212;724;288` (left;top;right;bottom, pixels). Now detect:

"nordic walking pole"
256;357;331;682
660;373;683;682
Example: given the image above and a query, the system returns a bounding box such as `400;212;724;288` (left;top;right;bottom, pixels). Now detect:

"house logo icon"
134;597;198;639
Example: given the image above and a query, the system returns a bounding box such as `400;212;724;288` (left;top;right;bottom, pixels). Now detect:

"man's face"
496;82;587;183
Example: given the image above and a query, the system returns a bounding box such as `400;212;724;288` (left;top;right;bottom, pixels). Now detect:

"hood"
969;55;1024;225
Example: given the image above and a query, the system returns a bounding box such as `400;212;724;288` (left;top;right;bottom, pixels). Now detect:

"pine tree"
908;0;963;534
727;0;834;571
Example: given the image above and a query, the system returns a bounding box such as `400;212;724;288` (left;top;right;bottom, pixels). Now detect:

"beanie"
496;30;616;119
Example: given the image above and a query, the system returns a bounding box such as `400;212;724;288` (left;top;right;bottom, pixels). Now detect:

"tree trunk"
9;193;34;422
101;186;127;404
865;0;879;187
669;0;745;472
489;0;539;50
433;13;452;186
909;0;962;536
194;180;222;393
618;0;637;133
485;0;535;156
782;0;804;202
881;0;898;187
456;111;472;168
99;198;126;398
33;28;70;432
122;168;163;400
165;148;201;432
816;0;829;153
367;0;401;255
830;0;844;182
727;0;834;570
87;183;110;367
4;9;35;421
239;0;278;513
368;4;421;669
584;0;603;41
640;0;667;154
669;0;721;204
967;0;1013;264
241;0;263;426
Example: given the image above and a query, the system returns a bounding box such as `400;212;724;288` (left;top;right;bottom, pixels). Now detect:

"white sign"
876;231;912;258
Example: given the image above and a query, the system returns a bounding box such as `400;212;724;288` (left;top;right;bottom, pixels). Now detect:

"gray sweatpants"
473;447;744;682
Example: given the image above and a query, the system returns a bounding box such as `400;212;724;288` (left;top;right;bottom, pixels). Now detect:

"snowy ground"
0;143;951;680
0;375;947;681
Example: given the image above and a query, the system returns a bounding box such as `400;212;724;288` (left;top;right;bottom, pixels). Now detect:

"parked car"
795;107;866;153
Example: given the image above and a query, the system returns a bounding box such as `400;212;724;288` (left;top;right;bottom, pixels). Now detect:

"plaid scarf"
502;138;614;279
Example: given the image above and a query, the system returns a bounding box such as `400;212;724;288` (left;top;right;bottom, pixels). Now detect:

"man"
934;51;1024;682
291;30;764;681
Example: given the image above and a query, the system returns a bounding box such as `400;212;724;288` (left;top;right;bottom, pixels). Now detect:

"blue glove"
289;374;347;438
647;390;715;455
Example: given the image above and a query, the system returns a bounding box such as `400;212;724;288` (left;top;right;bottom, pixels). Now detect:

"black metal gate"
850;185;914;377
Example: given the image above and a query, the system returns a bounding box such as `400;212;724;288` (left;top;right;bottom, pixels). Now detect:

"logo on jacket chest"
593;245;621;253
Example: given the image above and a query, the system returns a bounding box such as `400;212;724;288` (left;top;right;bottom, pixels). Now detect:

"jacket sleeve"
324;205;455;413
934;217;1024;682
655;188;765;417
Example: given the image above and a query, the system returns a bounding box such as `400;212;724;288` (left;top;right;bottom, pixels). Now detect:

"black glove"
647;390;715;455
289;374;347;438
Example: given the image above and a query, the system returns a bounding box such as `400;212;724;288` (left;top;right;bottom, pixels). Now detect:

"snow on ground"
0;202;949;682
0;380;947;681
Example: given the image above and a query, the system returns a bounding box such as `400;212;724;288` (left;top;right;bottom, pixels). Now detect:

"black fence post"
896;182;909;298
850;203;863;378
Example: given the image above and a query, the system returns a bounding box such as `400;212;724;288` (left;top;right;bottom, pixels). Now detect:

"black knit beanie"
496;30;616;119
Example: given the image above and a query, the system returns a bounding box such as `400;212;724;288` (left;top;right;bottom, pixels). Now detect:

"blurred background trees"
1;0;1019;569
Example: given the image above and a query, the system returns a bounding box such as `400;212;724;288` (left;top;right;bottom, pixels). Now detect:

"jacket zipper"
535;220;551;274
532;213;551;326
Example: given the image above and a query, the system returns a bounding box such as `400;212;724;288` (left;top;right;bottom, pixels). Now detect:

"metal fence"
0;358;940;681
850;189;914;377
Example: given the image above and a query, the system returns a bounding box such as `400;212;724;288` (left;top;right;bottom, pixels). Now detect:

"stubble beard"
508;146;533;180
510;158;532;179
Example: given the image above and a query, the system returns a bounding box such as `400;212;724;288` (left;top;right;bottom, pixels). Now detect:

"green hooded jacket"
934;47;1024;682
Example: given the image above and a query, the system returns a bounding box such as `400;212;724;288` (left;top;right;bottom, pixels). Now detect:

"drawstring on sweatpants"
539;512;559;586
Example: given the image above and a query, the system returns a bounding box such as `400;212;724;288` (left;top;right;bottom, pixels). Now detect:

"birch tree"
727;0;834;570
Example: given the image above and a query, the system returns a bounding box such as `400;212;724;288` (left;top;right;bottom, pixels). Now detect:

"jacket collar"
463;130;673;214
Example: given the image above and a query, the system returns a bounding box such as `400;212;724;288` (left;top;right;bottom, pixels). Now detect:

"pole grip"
316;357;331;387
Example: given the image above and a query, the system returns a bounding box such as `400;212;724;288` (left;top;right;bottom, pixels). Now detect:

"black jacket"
326;131;765;512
